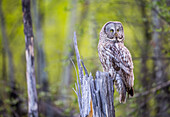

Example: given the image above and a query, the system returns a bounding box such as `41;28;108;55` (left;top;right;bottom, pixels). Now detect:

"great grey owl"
98;21;134;103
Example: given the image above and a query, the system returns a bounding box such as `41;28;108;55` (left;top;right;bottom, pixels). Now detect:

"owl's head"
100;21;124;42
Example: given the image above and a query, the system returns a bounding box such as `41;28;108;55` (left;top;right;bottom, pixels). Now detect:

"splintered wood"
73;32;115;117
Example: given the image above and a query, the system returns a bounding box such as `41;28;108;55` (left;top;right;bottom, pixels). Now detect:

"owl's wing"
103;43;133;75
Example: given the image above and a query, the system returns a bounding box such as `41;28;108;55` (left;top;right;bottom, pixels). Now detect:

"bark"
32;0;48;92
73;32;115;117
22;0;38;116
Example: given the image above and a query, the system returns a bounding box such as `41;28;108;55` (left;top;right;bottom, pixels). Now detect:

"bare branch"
73;32;83;85
134;80;170;98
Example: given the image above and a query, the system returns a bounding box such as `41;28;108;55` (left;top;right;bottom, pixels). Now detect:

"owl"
98;21;134;103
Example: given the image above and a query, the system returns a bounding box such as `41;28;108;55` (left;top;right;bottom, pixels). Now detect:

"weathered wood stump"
73;32;115;117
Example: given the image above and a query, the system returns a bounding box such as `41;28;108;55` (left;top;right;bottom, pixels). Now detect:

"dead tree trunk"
73;32;115;117
22;0;38;117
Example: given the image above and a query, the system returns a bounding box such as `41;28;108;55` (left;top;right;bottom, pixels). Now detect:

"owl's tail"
114;74;126;103
128;87;134;97
119;88;126;103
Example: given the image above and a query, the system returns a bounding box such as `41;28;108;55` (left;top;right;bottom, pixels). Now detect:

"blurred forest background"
0;0;170;117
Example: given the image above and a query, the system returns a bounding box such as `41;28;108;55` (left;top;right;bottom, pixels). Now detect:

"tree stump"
73;32;115;117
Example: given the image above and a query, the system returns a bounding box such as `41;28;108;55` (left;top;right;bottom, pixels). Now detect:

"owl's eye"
117;29;119;32
110;29;114;33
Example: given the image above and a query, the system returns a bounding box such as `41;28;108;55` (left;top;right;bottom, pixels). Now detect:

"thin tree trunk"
32;1;53;116
0;0;23;116
22;0;38;116
32;0;48;92
0;0;14;88
91;18;98;48
136;0;151;116
61;0;77;94
152;1;170;116
1;47;7;117
79;0;89;27
2;47;7;80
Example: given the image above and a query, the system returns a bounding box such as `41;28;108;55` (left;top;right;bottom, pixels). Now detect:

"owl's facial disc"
114;23;124;42
104;23;115;40
104;22;124;42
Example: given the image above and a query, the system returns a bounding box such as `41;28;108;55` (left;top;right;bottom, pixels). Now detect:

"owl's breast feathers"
98;40;134;96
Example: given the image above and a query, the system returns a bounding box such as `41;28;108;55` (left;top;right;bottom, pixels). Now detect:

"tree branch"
134;80;170;98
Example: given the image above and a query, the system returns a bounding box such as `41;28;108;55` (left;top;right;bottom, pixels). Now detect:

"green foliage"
0;0;170;116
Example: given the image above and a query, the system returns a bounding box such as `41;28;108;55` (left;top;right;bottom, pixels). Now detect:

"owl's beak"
114;32;118;38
